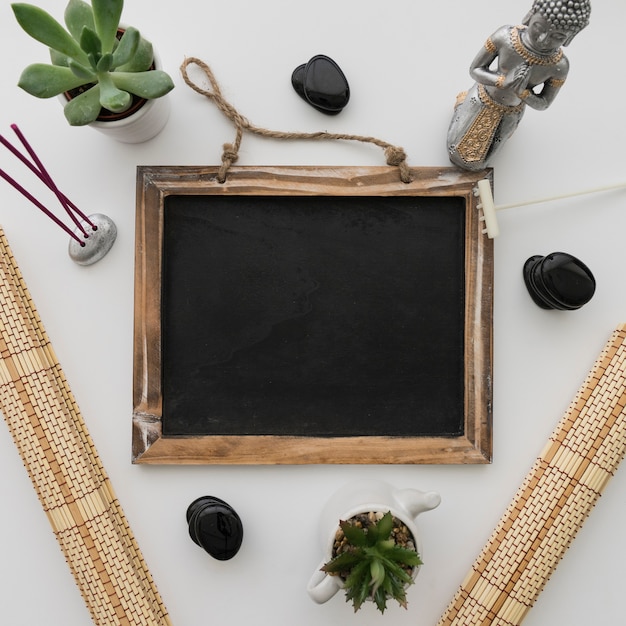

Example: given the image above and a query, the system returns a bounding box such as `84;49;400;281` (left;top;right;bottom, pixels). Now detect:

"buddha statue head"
523;0;591;47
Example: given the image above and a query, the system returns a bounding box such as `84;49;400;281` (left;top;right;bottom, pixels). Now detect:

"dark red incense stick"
10;124;96;234
0;167;83;244
0;124;94;246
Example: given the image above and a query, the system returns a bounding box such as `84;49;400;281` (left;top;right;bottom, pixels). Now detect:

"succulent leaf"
68;59;96;80
111;27;139;68
376;510;394;540
12;3;88;64
373;587;388;613
63;84;101;125
387;544;423;568
87;52;98;70
339;521;368;547
64;0;94;41
97;53;113;73
369;559;385;594
343;560;370;612
79;26;101;61
98;72;131;112
50;49;70;67
381;573;395;600
116;36;153;72
91;0;123;53
378;554;415;585
18;63;90;97
365;522;380;546
320;550;361;574
111;70;174;99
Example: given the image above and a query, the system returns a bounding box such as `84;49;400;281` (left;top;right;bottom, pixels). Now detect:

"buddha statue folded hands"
447;0;591;171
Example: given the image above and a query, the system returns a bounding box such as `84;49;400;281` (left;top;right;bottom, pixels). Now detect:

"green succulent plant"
12;0;175;126
321;510;422;613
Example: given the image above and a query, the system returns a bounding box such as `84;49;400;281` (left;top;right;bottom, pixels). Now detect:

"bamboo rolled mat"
437;323;626;626
0;228;172;626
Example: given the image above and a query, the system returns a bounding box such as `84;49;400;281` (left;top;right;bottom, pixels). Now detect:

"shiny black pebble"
291;54;350;114
186;496;243;560
523;252;595;310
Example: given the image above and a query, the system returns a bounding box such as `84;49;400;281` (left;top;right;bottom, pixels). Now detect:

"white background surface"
1;1;625;625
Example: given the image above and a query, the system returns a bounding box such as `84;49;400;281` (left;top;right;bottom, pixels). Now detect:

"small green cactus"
321;510;422;613
12;0;174;126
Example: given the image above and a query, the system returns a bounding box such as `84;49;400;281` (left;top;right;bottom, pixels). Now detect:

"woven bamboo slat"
0;228;172;626
437;324;626;626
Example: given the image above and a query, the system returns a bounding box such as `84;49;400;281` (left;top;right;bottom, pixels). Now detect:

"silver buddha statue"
447;0;591;171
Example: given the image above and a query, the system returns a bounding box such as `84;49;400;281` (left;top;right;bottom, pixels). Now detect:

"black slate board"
161;194;465;438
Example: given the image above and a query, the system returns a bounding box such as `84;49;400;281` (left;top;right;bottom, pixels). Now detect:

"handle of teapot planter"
307;562;342;604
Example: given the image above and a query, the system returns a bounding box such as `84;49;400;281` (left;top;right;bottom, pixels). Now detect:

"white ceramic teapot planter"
307;479;441;607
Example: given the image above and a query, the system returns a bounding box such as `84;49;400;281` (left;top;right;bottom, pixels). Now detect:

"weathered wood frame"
132;165;493;464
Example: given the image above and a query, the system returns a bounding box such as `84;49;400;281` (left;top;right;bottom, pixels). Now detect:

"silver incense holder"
68;213;117;265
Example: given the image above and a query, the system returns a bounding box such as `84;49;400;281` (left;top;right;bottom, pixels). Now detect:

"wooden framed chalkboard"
132;165;493;464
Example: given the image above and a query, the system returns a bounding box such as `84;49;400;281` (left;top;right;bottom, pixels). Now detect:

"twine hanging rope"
180;57;413;184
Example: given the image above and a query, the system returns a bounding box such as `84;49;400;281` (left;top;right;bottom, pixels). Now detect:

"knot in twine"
180;57;413;184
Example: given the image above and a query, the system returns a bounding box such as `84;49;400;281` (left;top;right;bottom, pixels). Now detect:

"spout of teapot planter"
393;488;441;519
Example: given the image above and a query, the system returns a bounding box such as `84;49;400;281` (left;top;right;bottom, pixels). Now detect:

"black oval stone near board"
186;496;244;560
523;252;596;310
291;54;350;114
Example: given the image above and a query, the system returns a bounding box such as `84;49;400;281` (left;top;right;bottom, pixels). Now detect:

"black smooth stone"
186;496;243;560
527;255;578;310
523;252;595;310
291;54;350;115
540;253;596;308
523;255;554;309
531;260;579;310
291;64;308;101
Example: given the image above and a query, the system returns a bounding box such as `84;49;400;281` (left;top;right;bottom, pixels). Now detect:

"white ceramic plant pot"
58;45;171;144
89;92;170;143
306;479;441;605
